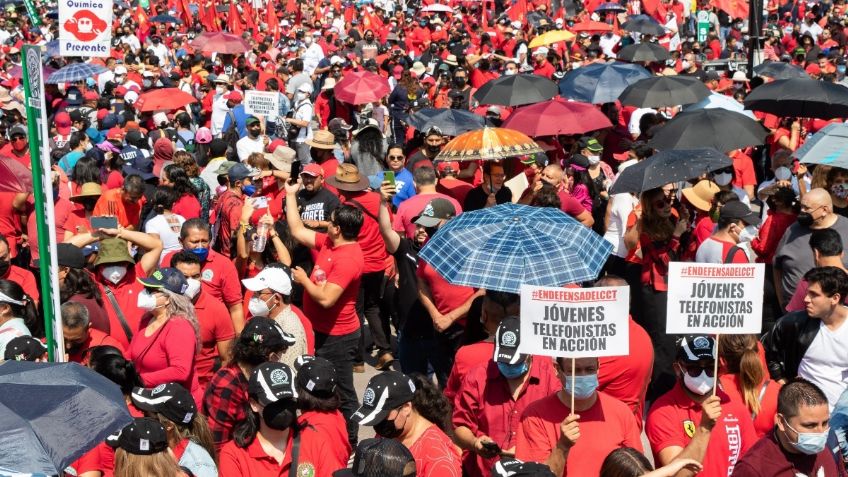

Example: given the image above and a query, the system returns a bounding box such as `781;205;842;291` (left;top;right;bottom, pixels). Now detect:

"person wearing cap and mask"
294;355;353;467
62;300;125;365
406;127;445;171
128;267;203;406
733;379;842;477
212;163;261;257
532;47;555;78
170;250;235;388
453;317;560;477
0;124;29;168
236;116;269;162
516;355;642;477
290;82;316;164
646;336;758;477
353;371;461;476
219;362;343;476
695;200;760;263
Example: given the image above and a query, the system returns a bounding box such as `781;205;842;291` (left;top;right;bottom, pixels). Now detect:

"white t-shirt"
628;108;657;136
0;318;31;358
293;100;314;143
200;158;227;194
236;136;264;162
798;317;848;409
145;213;186;260
603;193;639;258
211;96;230;136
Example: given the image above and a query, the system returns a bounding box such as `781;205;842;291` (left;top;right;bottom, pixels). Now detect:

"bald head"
801;188;834;228
804;188;832;210
541;164;564;187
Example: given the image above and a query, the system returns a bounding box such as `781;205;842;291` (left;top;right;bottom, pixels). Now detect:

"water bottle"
252;222;269;252
313;266;327;285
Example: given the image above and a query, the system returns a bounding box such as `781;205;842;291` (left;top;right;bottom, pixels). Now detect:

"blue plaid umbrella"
559;61;651;104
46;63;108;84
418;203;612;293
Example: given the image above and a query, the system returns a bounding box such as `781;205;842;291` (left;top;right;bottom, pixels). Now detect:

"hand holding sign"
558;414;581;449
699;395;722;431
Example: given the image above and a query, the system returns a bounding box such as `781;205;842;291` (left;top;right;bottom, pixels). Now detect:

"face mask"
248;127;260;138
498;360;529;379
216;85;226;94
504;69;517;75
11;138;27;151
427;144;441;154
374;413;404;438
681;60;691;70
242;184;257;197
797;212;815;227
563;373;598;399
248;295;275;317
262;400;297;430
0;259;10;278
683;370;714;395
297;91;309;100
714;172;733;186
101;265;127;285
185;278;201;300
587;155;601;165
188;247;209;262
137;289;159;311
833;183;848;200
782;417;828;455
774;166;792;181
454;78;467;87
738;224;758;243
839;65;847;75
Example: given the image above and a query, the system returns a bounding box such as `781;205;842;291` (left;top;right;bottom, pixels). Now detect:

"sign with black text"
59;0;113;57
666;262;765;334
519;285;630;358
244;90;280;117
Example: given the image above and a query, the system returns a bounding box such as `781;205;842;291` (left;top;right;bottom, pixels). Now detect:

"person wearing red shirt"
751;187;797;265
314;80;352;129
453;318;560;477
646;336;758;477
730;150;757;201
162;219;246;334
172;250;236;389
212;163;258;258
285;179;365;447
732;379;845;477
219;362;342;477
352;371;462;477
531;47;556;78
0;124;31;170
92;175;146;230
515;356;643;477
129;267;202;406
161;164;202;220
0;236;37;305
62;301;126;365
718;334;781;439
0;191;27;260
436;162;474;206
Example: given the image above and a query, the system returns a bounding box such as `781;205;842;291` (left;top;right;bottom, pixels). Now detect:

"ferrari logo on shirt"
297;463;315;477
683;420;696;438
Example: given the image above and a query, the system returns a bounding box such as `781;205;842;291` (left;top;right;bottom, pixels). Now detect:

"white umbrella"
683;92;756;119
421;3;453;12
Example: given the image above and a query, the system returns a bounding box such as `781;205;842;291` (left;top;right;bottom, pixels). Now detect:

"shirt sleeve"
560;192;587;218
645;404;686;457
515;412;555;464
219;260;243;307
139;318;197;385
214;302;237;342
452;370;482;434
327;256;362;290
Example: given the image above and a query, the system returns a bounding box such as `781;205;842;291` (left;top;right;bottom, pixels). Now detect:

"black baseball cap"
241;317;296;350
131;383;197;425
719;200;761;226
493;459;556;477
677;335;716;364
249;362;298;406
137;267;189;294
3;336;47;361
352;371;416;426
295;355;337;396
107;418;169;455
414;198;457;227
494;316;525;365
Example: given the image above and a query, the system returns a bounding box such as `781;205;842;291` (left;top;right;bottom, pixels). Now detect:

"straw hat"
306;130;337;150
681;179;720;212
325;163;370;191
70;182;102;202
264;146;296;173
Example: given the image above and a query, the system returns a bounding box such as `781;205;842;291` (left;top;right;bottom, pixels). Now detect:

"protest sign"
519;284;630;358
59;0;113;57
666;262;765;335
244;90;280;117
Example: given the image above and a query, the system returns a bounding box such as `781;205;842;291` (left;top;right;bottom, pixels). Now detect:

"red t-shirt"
516;392;643;477
444;341;495;406
95;262;147;349
408;424;462;477
298;410;352;470
27;196;75;266
163;249;243;307
304;233;364;336
646;383;758;477
416;259;475;316
194;288;236;388
598;318;654;430
4;264;39;305
341;191;389;273
437;178;474;206
731;151;757;189
0;192;23;258
68;328;126;365
719;374;781;439
173;193;201;219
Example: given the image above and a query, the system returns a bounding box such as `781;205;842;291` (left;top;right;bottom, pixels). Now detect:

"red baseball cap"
54;112;72;135
83;90;99;101
301;163;324;177
225;91;243;103
106;127;125;141
436;161;460;173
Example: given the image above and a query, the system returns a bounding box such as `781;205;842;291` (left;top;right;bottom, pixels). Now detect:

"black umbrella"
616;42;670;63
406;108;486;136
618;76;711;107
610;148;732;194
473;74;558;106
648;109;769;151
744;78;848;119
753;61;809;80
150;14;183;24
0;361;133;475
622;15;667;36
527;11;555;28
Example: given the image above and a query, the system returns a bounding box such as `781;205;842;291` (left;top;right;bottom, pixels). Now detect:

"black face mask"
262;400;297;430
427;144;441;154
797;212;814;227
374;414;403;438
454;78;467;87
0;259;9;278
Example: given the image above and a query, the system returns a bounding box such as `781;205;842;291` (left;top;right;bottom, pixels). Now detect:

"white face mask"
504;69;517;76
587;154;601;165
101;265;127;285
248;295;275;317
185;278;201;300
137;289;160;311
774;166;792;181
297;91;309;100
683;370;714;395
681;60;691;70
216;85;226;94
714;172;733;186
738;224;759;243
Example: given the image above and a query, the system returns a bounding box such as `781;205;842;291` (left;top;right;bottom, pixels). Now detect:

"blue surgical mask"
563;373;598;399
783;417;828;455
189;247;209;262
242;184;257;197
497;360;529;379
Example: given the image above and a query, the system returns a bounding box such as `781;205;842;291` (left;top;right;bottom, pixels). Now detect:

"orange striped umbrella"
436;127;544;161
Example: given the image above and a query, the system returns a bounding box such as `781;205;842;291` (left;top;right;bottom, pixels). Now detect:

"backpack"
210;192;243;256
222;110;240;152
175;133;196;153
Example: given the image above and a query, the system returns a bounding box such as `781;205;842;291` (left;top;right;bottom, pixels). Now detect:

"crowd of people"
4;0;848;475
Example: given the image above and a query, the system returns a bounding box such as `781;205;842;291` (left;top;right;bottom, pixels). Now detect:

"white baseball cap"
242;267;293;295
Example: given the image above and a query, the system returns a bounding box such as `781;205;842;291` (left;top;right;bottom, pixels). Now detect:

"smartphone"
289;160;302;185
90;216;118;230
481;441;502;454
252;196;269;209
384;170;396;186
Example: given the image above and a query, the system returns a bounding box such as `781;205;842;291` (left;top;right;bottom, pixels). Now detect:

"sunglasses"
683;364;715;378
653;196;673;208
387;155;404;161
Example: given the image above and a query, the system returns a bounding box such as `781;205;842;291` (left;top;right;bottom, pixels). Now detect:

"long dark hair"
59;267;104;306
600;447;653;477
89;347;144;395
71;156;102;184
0;279;41;338
230;330;288;367
163;164;198;198
410;374;453;434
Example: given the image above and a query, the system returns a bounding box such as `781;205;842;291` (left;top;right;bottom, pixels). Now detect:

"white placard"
244;90;281;117
519;284;630;358
666;262;765;335
59;0;113;57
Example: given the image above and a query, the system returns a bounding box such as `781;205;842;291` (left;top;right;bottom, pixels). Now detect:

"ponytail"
409;374;453;435
233;405;260;449
719;335;764;415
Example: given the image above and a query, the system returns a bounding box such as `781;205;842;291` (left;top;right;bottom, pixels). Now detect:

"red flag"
584;0;604;14
285;0;297;13
642;0;660;16
266;5;279;40
228;2;243;34
136;5;150;33
149;1;159;16
506;0;527;22
713;0;749;19
243;2;257;32
343;4;354;22
198;1;212;32
208;0;222;31
179;0;193;25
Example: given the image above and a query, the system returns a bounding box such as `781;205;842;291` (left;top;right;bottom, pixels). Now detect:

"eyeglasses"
683;364;715;378
388;155;405;161
653;196;673;208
